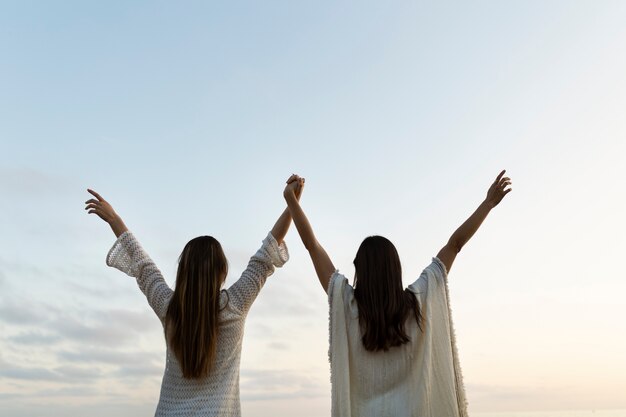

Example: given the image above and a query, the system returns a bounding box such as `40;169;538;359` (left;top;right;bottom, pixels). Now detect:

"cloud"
0;294;158;347
0;350;160;385
0;355;104;384
49;315;143;346
0;365;60;382
245;273;319;319
0;300;51;325
29;385;101;398
0;257;53;294
240;369;327;401
9;331;61;346
63;279;130;299
112;362;163;379
0;399;155;417
57;347;161;367
52;365;104;380
0;300;165;406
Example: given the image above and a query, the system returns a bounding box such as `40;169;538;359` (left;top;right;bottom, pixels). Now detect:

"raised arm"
283;175;335;293
436;170;512;273
271;208;293;246
226;177;302;314
85;189;172;319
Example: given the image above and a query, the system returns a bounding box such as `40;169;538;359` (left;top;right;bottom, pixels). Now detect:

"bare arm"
222;177;302;315
271;208;293;245
436;170;512;273
283;176;335;293
270;174;304;244
86;189;173;319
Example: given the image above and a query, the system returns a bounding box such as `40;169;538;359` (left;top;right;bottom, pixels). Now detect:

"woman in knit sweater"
84;176;303;416
284;171;512;417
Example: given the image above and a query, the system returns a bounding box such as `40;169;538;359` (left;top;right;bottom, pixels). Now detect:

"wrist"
110;215;128;237
481;199;495;210
284;191;298;204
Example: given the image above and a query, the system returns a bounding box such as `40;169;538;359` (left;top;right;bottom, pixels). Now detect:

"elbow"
449;238;463;254
304;240;320;253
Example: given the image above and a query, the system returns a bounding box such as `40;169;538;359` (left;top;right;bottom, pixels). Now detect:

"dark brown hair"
353;235;422;352
165;236;228;379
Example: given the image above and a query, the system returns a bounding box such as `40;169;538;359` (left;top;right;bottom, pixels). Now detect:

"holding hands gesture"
284;174;305;201
86;176;305;243
283;173;335;292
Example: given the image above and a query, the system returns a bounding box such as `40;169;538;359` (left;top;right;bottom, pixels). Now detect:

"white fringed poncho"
328;257;468;417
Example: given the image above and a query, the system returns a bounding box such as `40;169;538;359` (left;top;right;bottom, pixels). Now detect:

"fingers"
494;170;506;184
287;174;304;184
287;174;306;184
87;209;108;222
87;189;104;202
85;193;112;220
86;203;106;216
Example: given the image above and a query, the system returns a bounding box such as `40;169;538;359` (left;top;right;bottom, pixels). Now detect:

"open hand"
85;189;128;237
284;174;305;201
485;170;512;208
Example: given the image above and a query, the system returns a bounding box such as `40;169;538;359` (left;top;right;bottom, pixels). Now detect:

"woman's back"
156;293;248;415
86;178;301;416
328;258;467;417
282;170;511;417
106;231;289;417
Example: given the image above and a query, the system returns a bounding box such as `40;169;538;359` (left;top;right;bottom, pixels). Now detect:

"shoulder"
407;256;448;294
328;271;353;302
328;271;350;295
328;271;359;317
429;256;448;278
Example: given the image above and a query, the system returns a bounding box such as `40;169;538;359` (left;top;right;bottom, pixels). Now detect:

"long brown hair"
353;236;423;352
165;236;228;379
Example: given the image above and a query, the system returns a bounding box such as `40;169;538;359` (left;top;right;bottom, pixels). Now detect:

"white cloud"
9;331;61;346
240;368;327;402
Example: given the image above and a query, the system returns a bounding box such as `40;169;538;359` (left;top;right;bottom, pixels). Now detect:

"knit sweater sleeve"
106;231;173;320
226;232;289;316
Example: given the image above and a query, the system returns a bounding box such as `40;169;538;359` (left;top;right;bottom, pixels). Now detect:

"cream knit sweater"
106;231;288;417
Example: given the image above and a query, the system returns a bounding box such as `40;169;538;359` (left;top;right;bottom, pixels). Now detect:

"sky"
1;1;625;416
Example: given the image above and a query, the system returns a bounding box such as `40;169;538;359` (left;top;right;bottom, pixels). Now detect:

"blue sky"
1;1;626;416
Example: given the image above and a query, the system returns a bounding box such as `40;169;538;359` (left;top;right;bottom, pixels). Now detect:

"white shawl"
328;258;468;417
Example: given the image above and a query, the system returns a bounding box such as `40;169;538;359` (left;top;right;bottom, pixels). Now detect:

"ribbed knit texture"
106;231;288;417
328;257;469;417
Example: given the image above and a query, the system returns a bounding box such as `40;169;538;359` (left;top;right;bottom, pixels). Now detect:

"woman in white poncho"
283;170;512;417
